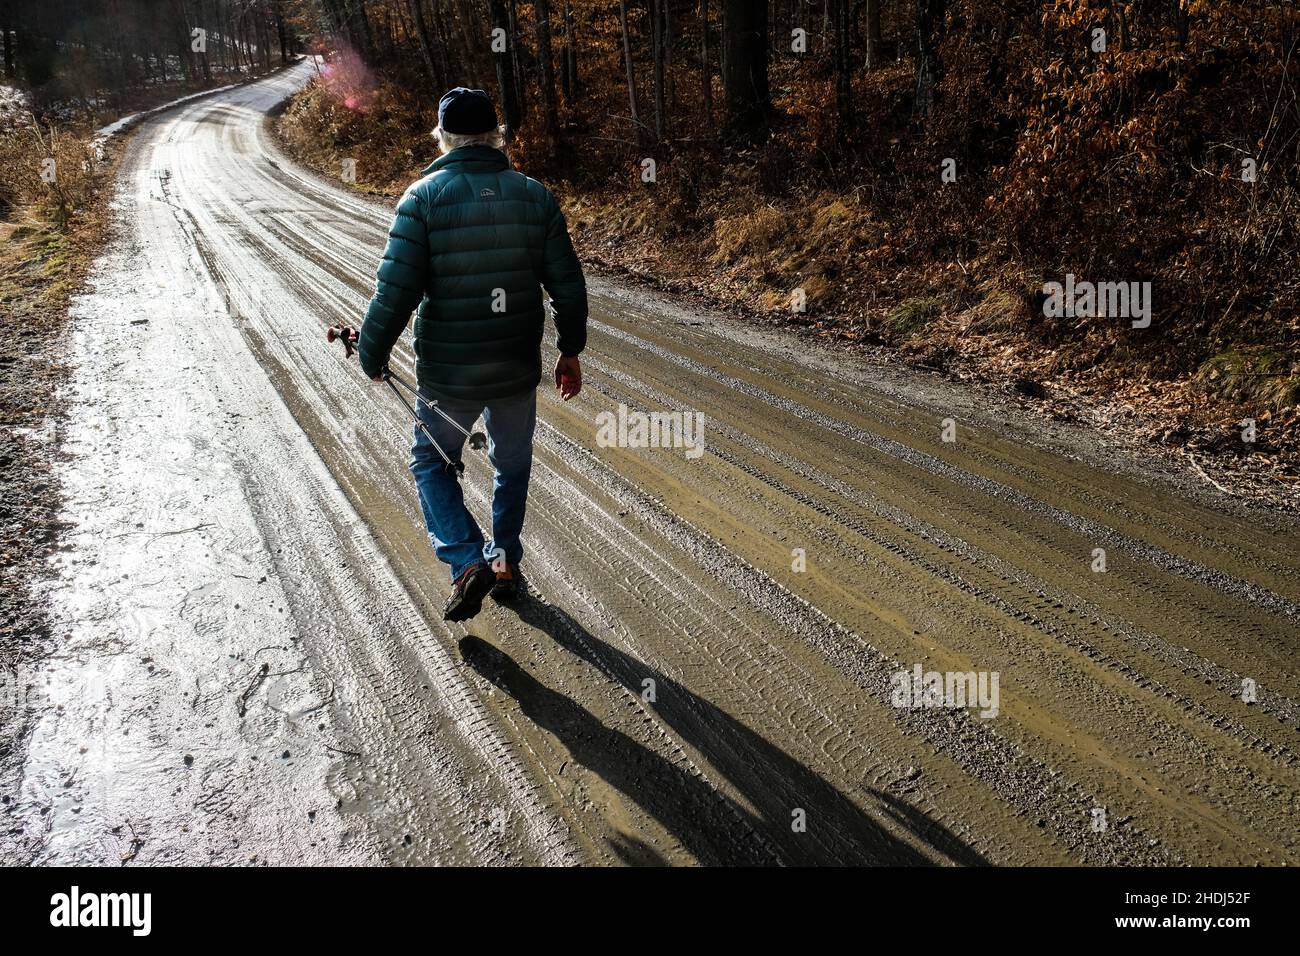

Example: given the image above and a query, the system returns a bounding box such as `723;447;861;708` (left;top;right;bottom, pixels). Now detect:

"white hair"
433;125;507;154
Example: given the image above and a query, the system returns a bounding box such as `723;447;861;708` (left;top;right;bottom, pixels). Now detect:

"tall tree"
617;0;642;143
559;0;578;105
863;0;882;70
488;0;521;134
355;0;378;65
533;0;560;157
274;0;289;64
832;0;851;140
449;0;483;87
507;0;527;121
410;0;443;88
914;0;947;117
661;0;673;112
199;0;213;82
721;0;768;133
652;0;666;140
700;0;713;129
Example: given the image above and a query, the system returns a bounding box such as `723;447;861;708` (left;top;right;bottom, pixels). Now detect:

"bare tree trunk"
721;0;768;133
109;0;129;99
453;0;483;87
409;0;443;87
275;0;289;64
914;0;947;118
560;0;578;105
488;0;521;135
199;0;212;81
863;0;882;69
217;3;229;73
532;0;560;157
258;7;271;69
618;0;642;143
700;0;712;129
662;0;673;109
241;9;253;73
228;3;241;73
652;0;666;140
356;0;378;64
175;0;196;82
833;0;851;139
432;0;457;85
508;0;527;121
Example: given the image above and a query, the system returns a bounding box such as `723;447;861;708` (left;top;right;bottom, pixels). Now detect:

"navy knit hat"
437;88;498;135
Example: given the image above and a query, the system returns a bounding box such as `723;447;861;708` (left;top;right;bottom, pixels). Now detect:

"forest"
3;1;296;112
3;1;1299;472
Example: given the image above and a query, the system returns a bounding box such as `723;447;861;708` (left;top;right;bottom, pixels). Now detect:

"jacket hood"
422;144;510;175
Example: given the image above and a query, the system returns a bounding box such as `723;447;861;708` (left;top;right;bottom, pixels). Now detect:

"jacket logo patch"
480;187;497;198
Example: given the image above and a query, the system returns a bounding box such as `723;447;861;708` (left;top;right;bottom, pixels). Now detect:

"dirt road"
8;63;1298;866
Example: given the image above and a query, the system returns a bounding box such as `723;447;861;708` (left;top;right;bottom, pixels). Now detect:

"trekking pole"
326;324;487;479
383;367;488;451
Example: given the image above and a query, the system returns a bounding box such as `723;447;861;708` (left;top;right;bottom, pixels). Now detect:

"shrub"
0;119;102;230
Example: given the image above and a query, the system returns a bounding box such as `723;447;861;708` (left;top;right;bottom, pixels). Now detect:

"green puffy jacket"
357;144;587;402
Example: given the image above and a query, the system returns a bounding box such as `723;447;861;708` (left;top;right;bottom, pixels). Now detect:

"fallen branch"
1185;452;1235;496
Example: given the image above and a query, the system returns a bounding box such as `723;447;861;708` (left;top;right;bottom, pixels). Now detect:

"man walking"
358;87;587;622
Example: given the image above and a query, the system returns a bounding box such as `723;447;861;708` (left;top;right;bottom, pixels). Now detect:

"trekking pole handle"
326;324;359;359
324;324;479;472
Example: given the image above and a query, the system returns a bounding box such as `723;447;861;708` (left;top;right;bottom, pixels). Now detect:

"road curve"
18;62;1300;866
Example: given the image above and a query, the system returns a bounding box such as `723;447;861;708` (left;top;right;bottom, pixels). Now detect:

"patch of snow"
94;84;238;142
0;84;33;129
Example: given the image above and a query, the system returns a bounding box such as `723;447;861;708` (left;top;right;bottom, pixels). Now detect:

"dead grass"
961;288;1031;335
712;205;786;267
274;78;432;195
0;120;104;230
888;296;943;335
1195;347;1300;412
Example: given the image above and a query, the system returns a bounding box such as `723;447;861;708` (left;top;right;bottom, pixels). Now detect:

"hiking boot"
491;562;521;602
444;562;495;622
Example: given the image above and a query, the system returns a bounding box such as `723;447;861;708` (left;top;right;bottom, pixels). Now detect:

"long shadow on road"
459;633;770;865
461;593;988;866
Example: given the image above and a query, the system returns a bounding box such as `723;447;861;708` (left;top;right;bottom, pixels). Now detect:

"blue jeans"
410;388;536;582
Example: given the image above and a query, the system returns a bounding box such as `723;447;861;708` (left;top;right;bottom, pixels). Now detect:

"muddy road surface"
6;63;1298;866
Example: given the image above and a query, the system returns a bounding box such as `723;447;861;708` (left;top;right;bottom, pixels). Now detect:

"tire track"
66;64;1299;866
591;319;1300;621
